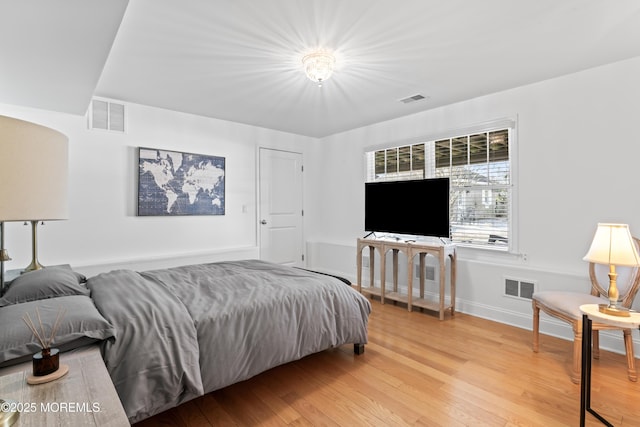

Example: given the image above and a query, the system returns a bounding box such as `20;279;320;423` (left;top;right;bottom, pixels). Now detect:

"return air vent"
400;94;427;104
415;265;436;280
89;99;126;132
504;277;536;300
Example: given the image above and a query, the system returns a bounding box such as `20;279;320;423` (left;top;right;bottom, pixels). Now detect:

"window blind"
365;127;512;250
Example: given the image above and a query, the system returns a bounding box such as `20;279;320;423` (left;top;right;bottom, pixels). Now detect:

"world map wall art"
137;147;225;216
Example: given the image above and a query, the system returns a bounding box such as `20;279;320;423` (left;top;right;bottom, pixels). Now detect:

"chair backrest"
589;236;640;308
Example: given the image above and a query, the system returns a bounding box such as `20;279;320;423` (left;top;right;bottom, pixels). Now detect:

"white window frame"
364;117;519;253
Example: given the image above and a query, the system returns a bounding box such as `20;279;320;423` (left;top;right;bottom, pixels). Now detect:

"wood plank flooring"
136;298;640;426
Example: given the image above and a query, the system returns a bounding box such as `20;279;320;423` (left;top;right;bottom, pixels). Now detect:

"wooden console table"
356;237;456;320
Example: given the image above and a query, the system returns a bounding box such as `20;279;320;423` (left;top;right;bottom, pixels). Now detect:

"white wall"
0;102;312;277
305;56;640;354
3;56;640;356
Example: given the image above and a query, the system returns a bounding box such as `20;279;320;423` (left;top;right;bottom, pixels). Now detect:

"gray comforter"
87;260;371;423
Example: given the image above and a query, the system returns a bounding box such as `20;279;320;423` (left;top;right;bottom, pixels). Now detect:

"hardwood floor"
136;299;640;426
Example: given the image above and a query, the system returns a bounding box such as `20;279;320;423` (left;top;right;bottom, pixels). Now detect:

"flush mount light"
302;50;335;87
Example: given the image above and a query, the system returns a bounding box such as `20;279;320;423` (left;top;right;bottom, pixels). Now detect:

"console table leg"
407;256;413;312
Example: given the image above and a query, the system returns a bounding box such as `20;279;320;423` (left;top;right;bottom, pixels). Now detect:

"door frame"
257;146;304;266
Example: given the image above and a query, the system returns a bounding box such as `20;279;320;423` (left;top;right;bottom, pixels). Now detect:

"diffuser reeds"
22;307;67;350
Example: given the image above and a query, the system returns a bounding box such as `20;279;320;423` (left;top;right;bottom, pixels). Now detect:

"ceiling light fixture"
302;50;335;87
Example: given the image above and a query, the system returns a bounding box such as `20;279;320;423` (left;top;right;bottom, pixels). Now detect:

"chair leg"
623;329;637;382
571;321;582;384
532;302;540;353
592;330;600;360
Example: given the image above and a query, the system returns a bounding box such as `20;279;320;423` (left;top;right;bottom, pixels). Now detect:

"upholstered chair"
532;238;640;384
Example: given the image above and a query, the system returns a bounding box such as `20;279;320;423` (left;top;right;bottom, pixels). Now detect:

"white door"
259;148;303;267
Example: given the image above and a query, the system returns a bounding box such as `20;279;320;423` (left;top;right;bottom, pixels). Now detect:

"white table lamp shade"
583;223;640;267
0;115;68;221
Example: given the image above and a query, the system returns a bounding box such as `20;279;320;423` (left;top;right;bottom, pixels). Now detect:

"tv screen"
364;178;450;238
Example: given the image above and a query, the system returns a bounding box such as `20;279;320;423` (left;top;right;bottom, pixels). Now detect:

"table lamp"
0;221;11;293
583;223;640;317
0;115;68;427
0;115;68;273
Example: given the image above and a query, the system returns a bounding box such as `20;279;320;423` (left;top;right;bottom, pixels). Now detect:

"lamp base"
23;220;43;273
23;260;44;273
598;304;631;317
0;398;20;427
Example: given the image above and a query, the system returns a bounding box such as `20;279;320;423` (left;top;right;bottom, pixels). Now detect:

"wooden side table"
0;346;129;427
579;304;640;427
356;237;456;319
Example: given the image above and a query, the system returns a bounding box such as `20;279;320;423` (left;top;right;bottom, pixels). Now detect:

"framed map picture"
137;147;225;216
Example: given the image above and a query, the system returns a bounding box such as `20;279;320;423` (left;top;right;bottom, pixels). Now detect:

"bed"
0;260;371;424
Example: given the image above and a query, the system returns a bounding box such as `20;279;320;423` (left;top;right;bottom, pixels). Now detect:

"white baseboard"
457;297;638;357
318;265;640;359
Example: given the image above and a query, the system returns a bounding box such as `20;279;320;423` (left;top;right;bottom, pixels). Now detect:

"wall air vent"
415;264;436;280
400;94;427;104
89;99;126;132
504;276;536;300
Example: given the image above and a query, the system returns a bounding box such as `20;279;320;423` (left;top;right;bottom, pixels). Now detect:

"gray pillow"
0;295;116;367
0;265;89;307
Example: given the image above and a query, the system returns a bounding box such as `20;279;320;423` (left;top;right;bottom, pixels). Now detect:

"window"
365;123;514;251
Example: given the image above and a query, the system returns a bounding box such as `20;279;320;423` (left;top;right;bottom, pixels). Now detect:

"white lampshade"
583;223;640;267
0;115;68;221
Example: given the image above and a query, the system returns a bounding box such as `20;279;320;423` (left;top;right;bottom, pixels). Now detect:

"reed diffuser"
22;307;66;377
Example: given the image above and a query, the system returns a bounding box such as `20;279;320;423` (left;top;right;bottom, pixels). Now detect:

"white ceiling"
0;0;128;115
3;0;640;138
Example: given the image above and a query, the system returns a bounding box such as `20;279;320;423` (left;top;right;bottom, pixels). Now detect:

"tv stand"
356;237;457;320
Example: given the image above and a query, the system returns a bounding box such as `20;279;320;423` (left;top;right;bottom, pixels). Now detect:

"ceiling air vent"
89;99;126;132
400;94;427;104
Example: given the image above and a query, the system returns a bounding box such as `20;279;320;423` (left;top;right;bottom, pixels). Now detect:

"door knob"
261;220;267;225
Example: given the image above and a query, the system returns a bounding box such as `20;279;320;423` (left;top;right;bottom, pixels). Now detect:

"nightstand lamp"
583;223;640;317
0;115;68;273
0;221;11;294
0;117;68;426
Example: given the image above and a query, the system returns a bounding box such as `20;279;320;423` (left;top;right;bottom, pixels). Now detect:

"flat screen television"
364;178;450;238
